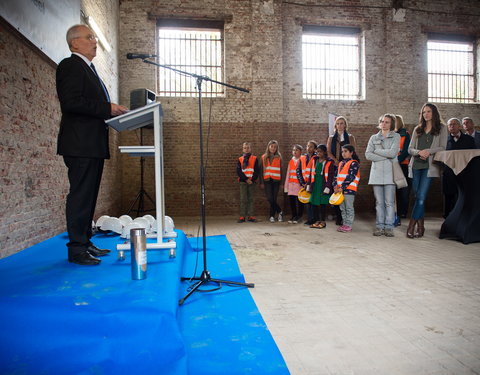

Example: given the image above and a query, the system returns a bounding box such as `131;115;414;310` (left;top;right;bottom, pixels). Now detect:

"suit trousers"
63;156;104;256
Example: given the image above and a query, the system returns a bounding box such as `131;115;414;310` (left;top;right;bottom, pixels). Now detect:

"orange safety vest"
323;160;333;181
301;154;314;182
306;157;317;184
239;155;257;180
287;158;300;183
336;160;360;192
262;155;281;181
309;159;334;185
398;133;410;165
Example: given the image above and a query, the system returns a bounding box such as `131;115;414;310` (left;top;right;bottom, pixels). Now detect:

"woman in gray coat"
365;114;401;237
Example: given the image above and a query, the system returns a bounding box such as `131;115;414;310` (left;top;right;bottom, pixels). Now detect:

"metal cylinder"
130;228;147;280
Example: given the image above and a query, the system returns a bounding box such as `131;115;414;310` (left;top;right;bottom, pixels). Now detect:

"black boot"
406;219;416;239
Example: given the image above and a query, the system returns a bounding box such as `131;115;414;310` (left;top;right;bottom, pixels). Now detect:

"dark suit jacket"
472;131;480;149
443;133;476;194
446;133;476;151
56;54;112;159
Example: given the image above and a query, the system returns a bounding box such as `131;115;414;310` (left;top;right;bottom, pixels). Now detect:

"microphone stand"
138;58;254;305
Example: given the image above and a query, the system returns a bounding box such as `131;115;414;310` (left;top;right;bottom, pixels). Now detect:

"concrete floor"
175;214;480;375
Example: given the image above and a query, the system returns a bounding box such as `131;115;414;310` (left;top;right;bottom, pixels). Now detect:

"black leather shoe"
87;245;111;257
68;252;101;265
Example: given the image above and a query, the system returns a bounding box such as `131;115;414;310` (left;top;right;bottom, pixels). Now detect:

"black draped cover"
438;155;480;244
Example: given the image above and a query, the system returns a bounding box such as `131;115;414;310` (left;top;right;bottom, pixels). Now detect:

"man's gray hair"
66;24;87;47
447;118;461;126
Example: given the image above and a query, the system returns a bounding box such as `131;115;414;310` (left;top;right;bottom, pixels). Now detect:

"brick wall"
0;0;121;258
119;0;480;219
1;0;479;258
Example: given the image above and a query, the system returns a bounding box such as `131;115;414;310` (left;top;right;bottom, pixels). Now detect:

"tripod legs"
127;154;156;217
127;188;155;217
178;77;254;306
179;270;255;305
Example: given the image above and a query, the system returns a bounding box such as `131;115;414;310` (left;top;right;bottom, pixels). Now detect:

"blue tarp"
0;231;288;375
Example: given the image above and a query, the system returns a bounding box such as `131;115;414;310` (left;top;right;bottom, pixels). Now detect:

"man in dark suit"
56;24;128;265
442;118;476;218
462;117;480;148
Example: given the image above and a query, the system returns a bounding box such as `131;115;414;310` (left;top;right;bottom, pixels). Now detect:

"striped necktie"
90;63;110;102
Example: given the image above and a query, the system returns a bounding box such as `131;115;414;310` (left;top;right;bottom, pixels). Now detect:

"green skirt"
310;176;331;206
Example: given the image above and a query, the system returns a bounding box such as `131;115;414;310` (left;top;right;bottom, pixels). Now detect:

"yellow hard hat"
329;191;344;205
297;188;311;204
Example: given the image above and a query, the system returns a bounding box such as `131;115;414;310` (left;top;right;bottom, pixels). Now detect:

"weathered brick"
1;0;479;258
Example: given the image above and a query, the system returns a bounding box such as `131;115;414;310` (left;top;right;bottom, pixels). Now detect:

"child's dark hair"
307;140;318;149
316;144;327;153
342;144;360;162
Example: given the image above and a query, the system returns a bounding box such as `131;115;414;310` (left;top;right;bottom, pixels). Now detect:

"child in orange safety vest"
260;140;283;223
333;144;361;233
395;114;411;222
297;140;317;225
283;144;304;223
306;144;335;229
236;142;260;223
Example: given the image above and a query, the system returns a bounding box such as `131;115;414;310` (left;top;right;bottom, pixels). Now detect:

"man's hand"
111;103;129;116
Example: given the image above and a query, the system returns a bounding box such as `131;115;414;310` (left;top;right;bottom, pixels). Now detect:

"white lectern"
106;102;176;254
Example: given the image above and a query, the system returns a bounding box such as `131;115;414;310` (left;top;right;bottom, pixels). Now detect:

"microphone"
126;53;157;59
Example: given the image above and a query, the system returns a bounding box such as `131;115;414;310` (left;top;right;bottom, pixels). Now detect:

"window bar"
186;32;190;96
343;43;346;99
315;41;318;98
210;33;213;95
449;50;452;102
308;41;312;98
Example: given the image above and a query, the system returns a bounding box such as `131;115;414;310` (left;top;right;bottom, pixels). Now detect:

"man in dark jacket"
442;118;476;218
56;24;128;265
462;117;480;148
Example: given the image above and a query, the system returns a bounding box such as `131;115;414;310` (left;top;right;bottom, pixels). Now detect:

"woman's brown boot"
415;218;425;238
406;219;416;238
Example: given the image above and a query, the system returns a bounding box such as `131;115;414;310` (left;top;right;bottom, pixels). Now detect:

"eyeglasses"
74;34;98;41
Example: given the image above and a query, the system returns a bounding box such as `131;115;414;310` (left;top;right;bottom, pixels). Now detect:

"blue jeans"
373;184;396;229
396;163;411;217
411;168;432;220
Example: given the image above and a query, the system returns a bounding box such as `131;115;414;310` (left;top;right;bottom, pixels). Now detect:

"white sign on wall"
0;0;80;64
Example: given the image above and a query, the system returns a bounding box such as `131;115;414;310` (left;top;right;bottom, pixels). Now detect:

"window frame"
156;19;225;98
427;33;477;104
301;25;364;101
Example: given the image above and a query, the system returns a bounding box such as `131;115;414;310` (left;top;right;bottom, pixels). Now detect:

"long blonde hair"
395;114;405;131
264;140;282;162
334;116;349;133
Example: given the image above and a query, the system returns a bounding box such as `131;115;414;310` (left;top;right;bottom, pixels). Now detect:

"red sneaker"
237;217;245;223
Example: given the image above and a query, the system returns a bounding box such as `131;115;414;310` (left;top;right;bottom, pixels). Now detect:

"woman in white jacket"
365;114;401;237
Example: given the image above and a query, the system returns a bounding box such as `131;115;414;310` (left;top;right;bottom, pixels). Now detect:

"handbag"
392;159;408;189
